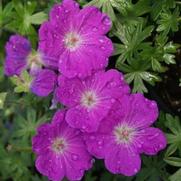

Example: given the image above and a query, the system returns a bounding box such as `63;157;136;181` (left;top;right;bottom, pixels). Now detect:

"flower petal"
55;75;83;106
84;133;109;159
31;69;57;97
65;106;101;132
77;6;112;35
105;144;141;176
4;35;31;76
119;94;159;128
138;127;167;155
35;153;65;181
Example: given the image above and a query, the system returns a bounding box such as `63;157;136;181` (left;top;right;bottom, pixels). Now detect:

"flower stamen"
114;124;135;145
81;91;98;108
52;138;66;154
64;32;82;51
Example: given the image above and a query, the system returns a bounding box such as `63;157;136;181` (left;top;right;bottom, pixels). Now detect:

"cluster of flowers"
4;0;167;180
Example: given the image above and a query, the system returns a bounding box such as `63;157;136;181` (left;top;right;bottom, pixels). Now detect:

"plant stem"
7;144;32;152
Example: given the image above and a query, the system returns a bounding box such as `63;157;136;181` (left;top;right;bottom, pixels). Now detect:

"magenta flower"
55;69;130;132
30;69;57;97
4;35;31;76
38;0;113;78
4;35;57;97
32;110;93;181
4;34;55;77
84;94;167;176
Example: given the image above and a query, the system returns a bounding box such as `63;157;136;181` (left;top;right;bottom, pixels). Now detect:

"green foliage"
10;71;32;93
156;7;180;35
0;92;7;109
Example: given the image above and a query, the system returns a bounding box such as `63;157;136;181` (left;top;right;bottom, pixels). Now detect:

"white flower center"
114;124;135;145
27;52;43;70
51;138;66;154
64;32;82;51
81;91;98;108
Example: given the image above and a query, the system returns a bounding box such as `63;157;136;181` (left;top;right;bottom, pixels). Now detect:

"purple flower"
55;69;130;132
38;0;113;78
30;69;57;97
4;35;31;76
32;110;93;181
4;34;53;77
84;94;167;176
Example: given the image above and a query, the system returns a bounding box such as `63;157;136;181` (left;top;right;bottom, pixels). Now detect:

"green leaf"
165;144;178;157
151;0;176;20
164;157;181;167
30;12;48;25
0;92;7;109
10;71;32;93
170;168;181;181
114;21;153;63
157;7;180;34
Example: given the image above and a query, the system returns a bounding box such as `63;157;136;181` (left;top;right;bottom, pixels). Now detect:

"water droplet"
64;9;69;13
92;27;98;32
150;101;157;108
100;63;103;67
91;158;95;164
101;46;105;50
82;125;86;130
98;140;103;145
72;154;78;161
56;15;59;19
89;135;95;140
134;168;138;173
111;98;115;103
110;82;116;87
103;17;111;26
140;130;145;133
74;2;79;7
80;169;84;174
99;38;104;43
78;73;82;77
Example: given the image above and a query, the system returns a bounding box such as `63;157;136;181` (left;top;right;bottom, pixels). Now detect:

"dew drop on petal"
82;125;86;130
92;27;98;32
90;135;95;140
98;140;103;145
134;168;138;173
99;38;104;43
101;46;105;50
72;154;79;161
91;158;95;164
103;17;111;26
64;9;69;13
